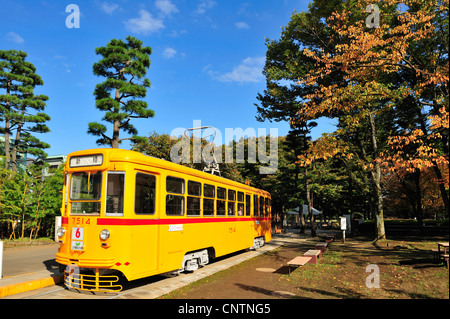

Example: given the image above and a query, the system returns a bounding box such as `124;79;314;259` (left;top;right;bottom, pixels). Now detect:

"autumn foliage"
288;0;449;238
298;0;448;169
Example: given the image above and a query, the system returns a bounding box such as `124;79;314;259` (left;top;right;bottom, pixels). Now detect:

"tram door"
131;172;159;276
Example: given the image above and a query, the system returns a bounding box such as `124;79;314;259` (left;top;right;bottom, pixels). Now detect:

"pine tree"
0;50;50;172
88;36;155;148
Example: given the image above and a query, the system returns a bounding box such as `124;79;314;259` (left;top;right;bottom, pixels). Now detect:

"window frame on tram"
105;171;126;216
237;191;244;216
227;189;236;217
253;195;259;217
203;184;215;216
187;180;201;216
245;194;251;216
70;171;103;216
259;196;265;217
166;176;185;216
217;187;226;216
134;172;157;215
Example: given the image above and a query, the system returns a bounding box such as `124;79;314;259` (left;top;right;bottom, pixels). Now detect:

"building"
0;135;28;172
42;154;67;177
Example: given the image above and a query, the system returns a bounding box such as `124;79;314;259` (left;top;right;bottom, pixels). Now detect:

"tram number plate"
72;227;84;240
71;227;84;251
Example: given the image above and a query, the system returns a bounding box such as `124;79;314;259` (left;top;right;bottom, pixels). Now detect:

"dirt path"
161;234;449;299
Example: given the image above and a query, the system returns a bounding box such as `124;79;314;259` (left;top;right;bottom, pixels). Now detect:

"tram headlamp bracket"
100;229;110;241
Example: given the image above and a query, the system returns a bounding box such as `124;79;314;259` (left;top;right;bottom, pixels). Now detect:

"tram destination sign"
69;154;103;168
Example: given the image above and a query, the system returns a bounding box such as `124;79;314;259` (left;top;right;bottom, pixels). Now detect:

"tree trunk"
299;210;306;234
413;169;424;227
432;164;449;215
111;119;120;148
11;111;25;172
306;166;316;237
4;82;11;169
369;112;386;240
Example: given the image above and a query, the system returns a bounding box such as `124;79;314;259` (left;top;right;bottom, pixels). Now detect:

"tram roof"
67;148;270;197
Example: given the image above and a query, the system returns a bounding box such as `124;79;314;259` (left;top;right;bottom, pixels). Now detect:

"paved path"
2;244;60;277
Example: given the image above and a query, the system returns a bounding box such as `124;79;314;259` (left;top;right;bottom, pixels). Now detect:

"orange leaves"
296;133;352;167
429;107;449;130
385;107;449;173
292;0;448;177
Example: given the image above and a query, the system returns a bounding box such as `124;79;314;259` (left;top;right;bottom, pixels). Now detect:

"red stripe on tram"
96;217;270;226
61;216;270;226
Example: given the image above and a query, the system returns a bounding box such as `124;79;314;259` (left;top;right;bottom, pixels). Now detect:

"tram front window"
70;172;102;214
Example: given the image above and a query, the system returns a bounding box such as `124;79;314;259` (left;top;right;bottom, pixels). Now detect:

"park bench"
315;242;328;253
431;249;443;260
431;247;448;261
287;256;312;274
304;249;322;264
444;254;449;269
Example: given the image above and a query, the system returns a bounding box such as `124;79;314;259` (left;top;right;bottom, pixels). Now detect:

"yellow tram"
55;148;272;292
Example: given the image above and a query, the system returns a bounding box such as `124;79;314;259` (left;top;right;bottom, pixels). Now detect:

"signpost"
340;217;347;243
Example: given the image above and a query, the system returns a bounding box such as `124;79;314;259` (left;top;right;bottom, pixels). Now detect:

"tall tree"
298;0;448;238
255;0;361;235
0;50;50;172
88;36;155;148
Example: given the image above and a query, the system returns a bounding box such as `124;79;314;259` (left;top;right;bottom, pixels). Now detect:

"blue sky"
0;0;336;156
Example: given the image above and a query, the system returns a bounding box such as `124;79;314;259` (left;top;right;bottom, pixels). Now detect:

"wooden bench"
287;256;312;274
304;249;322;264
431;248;444;260
444;254;449;269
315;242;328;253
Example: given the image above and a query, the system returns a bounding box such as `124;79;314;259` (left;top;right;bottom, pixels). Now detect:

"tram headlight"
100;229;110;240
57;227;66;238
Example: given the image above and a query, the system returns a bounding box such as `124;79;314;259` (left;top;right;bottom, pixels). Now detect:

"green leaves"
0;163;64;240
89;36;155;148
0;49;50;171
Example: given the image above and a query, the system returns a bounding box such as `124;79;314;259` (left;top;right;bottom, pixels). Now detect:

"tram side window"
106;172;125;215
217;187;226;216
204;184;215;198
237;191;244;216
228;189;236;217
166;176;185;216
265;197;270;217
269;199;272;216
203;184;215;216
245;194;251;216
253;195;259;217
259;196;265;217
135;173;156;215
167;176;184;194
187;180;201;216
